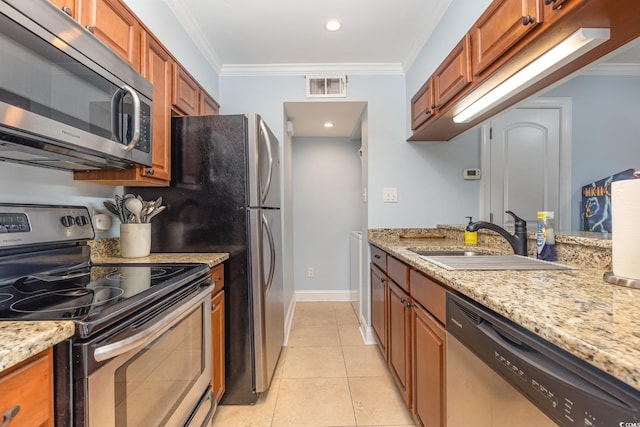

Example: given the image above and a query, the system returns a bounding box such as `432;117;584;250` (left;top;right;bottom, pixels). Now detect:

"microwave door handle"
121;85;141;152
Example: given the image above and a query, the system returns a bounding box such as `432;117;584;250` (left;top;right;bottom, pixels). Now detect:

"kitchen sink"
410;249;489;257
409;249;574;271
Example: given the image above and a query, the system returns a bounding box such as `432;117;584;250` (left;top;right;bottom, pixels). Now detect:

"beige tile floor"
212;302;416;427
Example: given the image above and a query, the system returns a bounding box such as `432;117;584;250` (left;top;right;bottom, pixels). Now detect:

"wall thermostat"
463;168;481;180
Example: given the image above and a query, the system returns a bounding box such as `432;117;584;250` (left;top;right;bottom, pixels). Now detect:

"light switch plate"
383;187;398;203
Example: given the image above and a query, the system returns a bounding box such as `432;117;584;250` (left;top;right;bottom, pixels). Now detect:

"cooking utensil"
145;205;165;222
103;201;119;217
124;197;143;224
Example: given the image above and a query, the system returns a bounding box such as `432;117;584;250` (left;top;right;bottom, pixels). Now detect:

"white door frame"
480;97;573;231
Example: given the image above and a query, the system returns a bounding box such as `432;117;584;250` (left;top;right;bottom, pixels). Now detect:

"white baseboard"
294;290;354;302
283;296;296;346
359;322;377;345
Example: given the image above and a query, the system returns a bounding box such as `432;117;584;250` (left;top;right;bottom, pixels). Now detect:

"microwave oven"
0;0;153;171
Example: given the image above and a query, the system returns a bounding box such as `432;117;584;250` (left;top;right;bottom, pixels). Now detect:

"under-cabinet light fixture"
453;28;610;124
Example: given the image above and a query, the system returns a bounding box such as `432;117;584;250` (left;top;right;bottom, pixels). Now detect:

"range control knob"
75;215;89;226
60;215;75;227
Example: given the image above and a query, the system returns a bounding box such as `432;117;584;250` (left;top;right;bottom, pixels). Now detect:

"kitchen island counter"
369;228;640;392
92;252;229;267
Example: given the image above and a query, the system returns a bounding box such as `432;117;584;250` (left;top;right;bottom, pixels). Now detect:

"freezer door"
249;208;284;393
248;114;281;208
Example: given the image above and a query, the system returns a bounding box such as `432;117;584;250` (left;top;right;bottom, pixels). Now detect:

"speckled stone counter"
92;252;229;268
0;321;74;372
368;227;640;392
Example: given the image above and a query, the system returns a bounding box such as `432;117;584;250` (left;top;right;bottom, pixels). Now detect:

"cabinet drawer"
370;245;387;271
410;270;447;324
387;256;410;293
0;349;53;427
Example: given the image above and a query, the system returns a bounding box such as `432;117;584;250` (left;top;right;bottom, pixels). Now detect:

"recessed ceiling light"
324;122;334;128
325;20;341;32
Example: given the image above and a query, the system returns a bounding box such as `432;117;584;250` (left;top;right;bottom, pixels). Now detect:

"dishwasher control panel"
446;292;640;426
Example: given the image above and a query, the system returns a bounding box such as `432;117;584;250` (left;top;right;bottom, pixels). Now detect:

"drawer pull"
145;168;155;176
1;406;20;427
85;25;95;34
374;254;381;259
522;15;535;25
61;5;72;16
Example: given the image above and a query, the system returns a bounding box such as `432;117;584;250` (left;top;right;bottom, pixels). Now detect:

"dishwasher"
445;292;640;426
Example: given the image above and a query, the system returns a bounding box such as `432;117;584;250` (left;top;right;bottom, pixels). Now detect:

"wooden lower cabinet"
370;263;388;357
0;348;54;427
412;301;446;427
388;281;412;407
210;264;225;402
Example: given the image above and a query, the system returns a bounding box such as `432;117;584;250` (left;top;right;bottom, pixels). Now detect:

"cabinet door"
80;0;141;70
433;34;472;109
370;264;388;358
172;63;200;116
412;303;446;427
472;0;542;75
0;349;54;427
411;79;435;130
141;31;171;182
199;91;220;116
49;0;80;20
211;290;225;402
388;281;412;407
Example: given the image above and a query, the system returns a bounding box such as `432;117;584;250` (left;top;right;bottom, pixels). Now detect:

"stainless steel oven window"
86;290;212;427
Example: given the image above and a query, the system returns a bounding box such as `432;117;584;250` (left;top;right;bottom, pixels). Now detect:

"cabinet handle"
379;277;385;283
522;15;535;25
61;5;72;16
406;301;414;308
544;0;556;4
145;168;155;176
400;298;406;304
373;254;380;259
1;406;20;427
85;25;95;34
211;303;216;310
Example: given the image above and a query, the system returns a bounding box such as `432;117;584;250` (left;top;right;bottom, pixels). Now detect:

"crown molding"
581;63;640;76
219;63;405;77
165;0;222;74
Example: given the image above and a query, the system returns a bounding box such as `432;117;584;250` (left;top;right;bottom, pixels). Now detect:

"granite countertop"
92;252;229;268
368;229;640;392
0;250;229;374
0;321;75;372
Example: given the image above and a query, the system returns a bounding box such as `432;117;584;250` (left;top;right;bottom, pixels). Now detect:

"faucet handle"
505;210;527;228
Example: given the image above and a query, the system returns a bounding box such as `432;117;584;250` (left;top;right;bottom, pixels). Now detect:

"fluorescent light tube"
453;28;610;124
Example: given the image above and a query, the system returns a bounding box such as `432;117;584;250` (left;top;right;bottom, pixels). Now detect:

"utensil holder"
120;223;151;258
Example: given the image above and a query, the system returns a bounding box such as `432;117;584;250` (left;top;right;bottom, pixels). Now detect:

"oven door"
84;287;213;427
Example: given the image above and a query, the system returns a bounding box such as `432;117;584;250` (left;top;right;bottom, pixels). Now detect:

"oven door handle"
93;287;211;362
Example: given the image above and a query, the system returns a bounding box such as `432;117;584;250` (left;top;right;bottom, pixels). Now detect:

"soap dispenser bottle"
464;216;478;245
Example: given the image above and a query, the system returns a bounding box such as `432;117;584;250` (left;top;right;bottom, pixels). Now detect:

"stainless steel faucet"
465;211;528;256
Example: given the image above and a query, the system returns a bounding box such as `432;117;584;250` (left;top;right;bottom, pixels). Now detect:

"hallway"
212;302;415;427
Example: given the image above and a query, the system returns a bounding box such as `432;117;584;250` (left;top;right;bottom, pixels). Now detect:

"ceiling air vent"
306;76;347;98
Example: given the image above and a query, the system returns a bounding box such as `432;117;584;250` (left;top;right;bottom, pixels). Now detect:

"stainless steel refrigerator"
132;114;284;404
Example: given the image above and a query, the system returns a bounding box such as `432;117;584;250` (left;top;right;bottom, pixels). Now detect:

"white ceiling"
166;0;453;72
284;102;366;138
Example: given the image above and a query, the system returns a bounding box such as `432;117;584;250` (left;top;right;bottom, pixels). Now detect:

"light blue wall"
292;137;362;293
542;75;640;230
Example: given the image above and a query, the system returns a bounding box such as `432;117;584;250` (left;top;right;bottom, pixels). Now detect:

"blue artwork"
581;168;636;232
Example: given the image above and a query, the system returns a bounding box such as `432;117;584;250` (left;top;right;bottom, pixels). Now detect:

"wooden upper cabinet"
172;64;200;116
49;0;80;20
200;91;220;116
140;31;171;183
80;0;141;70
472;0;542;76
411;79;434;131
433;34;472;109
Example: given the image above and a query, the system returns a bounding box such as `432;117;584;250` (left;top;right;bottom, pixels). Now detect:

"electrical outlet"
383;187;398;203
307;267;314;278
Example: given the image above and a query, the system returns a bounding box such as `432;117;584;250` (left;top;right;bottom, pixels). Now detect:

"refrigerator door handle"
259;120;274;205
262;212;276;294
